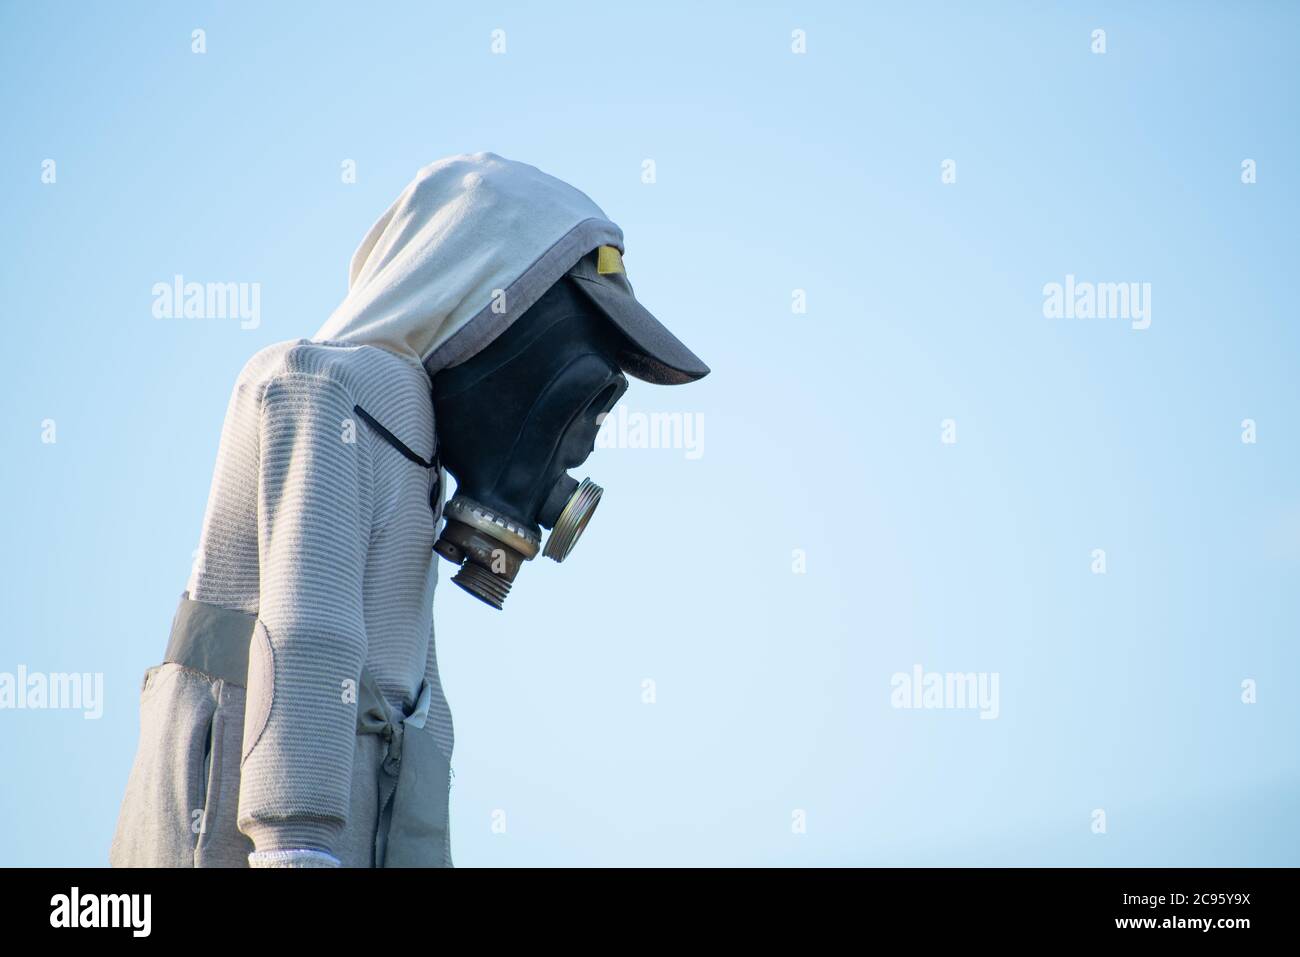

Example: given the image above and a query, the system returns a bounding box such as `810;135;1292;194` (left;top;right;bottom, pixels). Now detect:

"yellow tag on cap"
596;245;625;275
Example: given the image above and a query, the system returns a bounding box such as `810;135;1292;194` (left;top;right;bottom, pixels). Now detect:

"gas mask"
431;275;630;608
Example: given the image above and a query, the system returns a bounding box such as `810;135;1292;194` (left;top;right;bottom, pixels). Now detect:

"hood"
315;152;625;377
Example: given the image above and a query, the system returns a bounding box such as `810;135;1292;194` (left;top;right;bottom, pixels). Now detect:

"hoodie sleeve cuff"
248;847;342;868
241;817;344;865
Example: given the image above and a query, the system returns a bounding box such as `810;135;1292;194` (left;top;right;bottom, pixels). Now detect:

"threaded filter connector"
542;477;603;562
452;562;512;609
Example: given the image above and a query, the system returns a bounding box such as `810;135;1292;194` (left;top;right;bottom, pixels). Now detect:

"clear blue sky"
2;1;1297;866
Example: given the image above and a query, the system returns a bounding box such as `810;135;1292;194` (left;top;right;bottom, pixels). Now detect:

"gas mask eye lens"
541;477;603;562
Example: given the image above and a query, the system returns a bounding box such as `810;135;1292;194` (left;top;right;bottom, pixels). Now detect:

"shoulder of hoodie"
230;339;433;424
225;341;435;463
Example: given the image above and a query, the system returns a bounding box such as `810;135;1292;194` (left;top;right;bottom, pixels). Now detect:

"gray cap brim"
566;247;710;385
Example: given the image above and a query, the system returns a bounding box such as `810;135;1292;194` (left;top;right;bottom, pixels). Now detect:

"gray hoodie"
109;153;629;867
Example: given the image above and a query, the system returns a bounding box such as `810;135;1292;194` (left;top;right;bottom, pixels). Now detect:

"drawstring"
352;404;436;469
353;403;442;513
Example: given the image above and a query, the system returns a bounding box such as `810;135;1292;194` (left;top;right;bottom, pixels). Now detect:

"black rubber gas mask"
431;276;629;608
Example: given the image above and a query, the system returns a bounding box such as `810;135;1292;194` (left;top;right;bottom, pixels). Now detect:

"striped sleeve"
236;372;373;862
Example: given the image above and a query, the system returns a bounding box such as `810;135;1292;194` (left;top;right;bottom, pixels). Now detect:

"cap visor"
568;271;710;385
